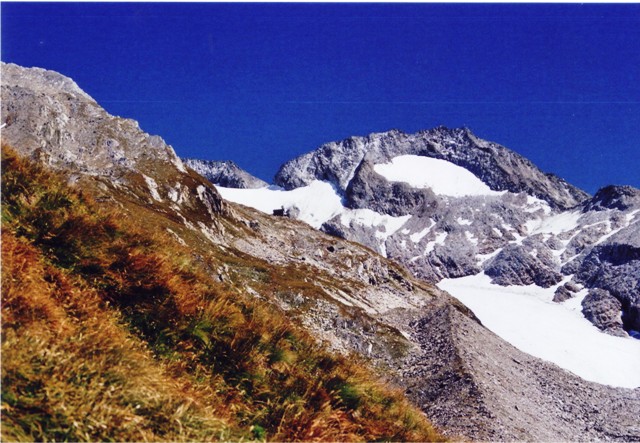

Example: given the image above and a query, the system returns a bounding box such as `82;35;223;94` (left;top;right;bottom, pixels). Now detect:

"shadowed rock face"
571;222;640;332
345;159;439;217
183;158;268;189
484;244;563;288
582;289;626;336
584;185;640;212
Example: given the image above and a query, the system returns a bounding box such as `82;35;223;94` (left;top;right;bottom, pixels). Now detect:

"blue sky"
2;3;639;193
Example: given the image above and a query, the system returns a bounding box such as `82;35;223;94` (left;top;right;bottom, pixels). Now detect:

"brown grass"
1;145;445;442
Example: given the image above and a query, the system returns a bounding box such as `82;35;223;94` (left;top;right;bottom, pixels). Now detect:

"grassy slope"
1;146;445;442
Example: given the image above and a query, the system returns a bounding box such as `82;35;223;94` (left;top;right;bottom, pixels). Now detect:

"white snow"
593;210;639;246
457;217;473;226
438;273;640;388
373;155;504;197
340;209;410;240
524;195;552;214
142;174;162;202
216;180;410;248
410;219;436;243
216;181;344;229
425;231;448;254
465;231;478;245
525;210;582;236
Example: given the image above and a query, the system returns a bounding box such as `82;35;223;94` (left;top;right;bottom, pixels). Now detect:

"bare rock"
582;289;627;337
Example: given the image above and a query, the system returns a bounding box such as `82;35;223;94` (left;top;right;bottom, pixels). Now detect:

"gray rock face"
344;159;439;216
553;281;581;302
571;221;640;332
1;62;228;229
582;289;627;336
485;244;563;288
583;185;640;212
1;62;185;178
183;158;267;189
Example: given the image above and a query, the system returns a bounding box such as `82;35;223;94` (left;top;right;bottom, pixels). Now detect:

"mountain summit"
275;126;589;210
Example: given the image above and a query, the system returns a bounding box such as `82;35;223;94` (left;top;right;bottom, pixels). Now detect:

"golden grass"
1;145;445;442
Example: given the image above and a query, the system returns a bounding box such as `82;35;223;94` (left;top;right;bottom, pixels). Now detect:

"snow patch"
425;232;448;254
409;219;435;243
524;195;552;214
373;155;504;197
340;209;410;239
438;273;640;389
216;181;344;229
593;210;639;246
525;210;582;236
465;231;478;245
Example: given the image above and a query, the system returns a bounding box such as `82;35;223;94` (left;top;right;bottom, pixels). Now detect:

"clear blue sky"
2;3;639;193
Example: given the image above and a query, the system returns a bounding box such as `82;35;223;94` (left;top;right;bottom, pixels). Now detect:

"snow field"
438;273;640;389
373;155;504;197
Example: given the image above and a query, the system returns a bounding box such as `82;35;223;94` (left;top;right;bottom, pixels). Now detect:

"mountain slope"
1;145;443;442
2;62;640;441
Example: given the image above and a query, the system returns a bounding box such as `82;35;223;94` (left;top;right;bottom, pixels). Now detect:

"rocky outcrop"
571;222;640;332
344;159;439;217
553;281;581;302
1;62;185;178
582;289;627;336
1;62;229;230
583;185;640;212
183;158;267;189
484;244;563;288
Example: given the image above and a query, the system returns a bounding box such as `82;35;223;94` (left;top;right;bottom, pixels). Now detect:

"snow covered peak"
275;126;588;210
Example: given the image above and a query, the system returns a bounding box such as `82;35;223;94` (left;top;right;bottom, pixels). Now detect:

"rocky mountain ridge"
3;62;639;441
275;126;589;210
184;158;267;189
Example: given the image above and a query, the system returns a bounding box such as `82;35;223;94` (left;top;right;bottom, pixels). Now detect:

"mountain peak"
1;62;94;102
183;158;267;189
275;126;589;209
584;185;640;212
